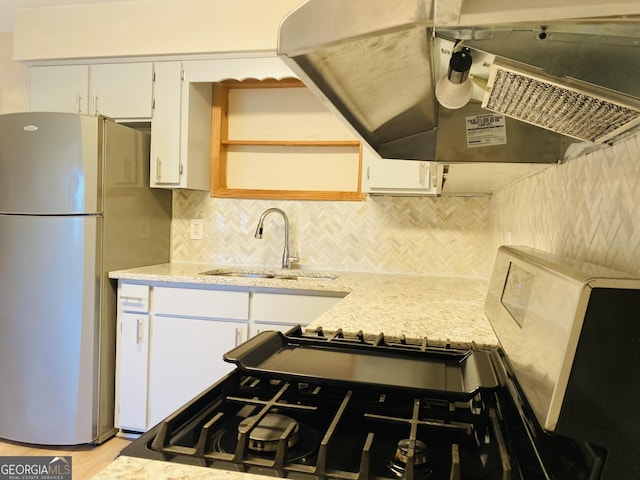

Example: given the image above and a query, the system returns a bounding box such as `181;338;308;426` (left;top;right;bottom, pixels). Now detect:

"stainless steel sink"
207;271;298;280
199;269;336;282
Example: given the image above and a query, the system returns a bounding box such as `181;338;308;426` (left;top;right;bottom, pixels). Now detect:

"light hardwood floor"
0;435;131;479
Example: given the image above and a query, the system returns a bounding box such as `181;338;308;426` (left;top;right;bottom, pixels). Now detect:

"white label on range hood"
465;114;507;148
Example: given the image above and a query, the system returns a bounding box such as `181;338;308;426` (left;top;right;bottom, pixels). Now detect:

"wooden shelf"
213;188;365;201
211;78;363;200
220;78;305;89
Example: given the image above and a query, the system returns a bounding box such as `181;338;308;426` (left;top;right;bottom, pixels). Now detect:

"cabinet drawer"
153;286;249;319
250;292;341;324
119;283;150;312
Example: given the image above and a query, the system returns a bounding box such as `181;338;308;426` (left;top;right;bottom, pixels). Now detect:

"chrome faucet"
254;208;298;269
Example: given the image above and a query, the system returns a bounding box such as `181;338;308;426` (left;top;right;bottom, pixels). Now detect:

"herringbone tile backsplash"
489;133;640;276
172;132;640;279
172;193;491;278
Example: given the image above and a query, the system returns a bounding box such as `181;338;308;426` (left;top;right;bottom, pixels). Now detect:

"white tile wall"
489;133;640;276
171;132;640;279
171;193;491;278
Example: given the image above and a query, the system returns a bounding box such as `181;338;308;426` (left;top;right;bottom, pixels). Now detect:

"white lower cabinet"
115;281;343;432
147;315;247;427
115;313;150;432
115;283;151;432
115;283;249;432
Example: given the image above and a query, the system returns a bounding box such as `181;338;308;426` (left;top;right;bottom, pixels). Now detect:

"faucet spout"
254;208;297;269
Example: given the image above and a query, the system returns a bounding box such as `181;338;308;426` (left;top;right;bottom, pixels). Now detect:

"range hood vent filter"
483;63;640;144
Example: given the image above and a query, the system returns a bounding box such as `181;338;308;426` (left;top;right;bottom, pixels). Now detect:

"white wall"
0;33;29;112
14;0;306;62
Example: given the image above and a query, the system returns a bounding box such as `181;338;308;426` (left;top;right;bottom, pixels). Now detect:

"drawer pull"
121;295;144;302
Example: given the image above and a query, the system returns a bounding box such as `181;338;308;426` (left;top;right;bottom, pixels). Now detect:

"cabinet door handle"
235;328;242;346
156;157;162;181
76;93;82;113
93;91;99;115
136;318;144;344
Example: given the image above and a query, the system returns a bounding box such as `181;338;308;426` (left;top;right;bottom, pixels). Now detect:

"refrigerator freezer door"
0;112;101;215
0;214;101;444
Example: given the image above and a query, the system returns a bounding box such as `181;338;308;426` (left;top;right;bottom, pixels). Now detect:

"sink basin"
206;271;298;280
199;269;336;282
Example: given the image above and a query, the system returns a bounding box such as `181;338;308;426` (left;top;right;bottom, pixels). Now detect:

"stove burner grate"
210;412;320;465
142;371;516;480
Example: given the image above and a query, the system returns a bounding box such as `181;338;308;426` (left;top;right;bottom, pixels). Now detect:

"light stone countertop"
91;455;280;480
97;263;499;480
109;262;498;349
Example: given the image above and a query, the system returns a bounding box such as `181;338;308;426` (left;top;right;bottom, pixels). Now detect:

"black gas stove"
121;326;596;479
121;246;640;479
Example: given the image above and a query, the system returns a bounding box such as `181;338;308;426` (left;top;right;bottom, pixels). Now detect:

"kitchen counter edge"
109;263;499;349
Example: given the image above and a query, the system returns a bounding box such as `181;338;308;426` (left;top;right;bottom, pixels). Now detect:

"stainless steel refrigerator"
0;112;172;445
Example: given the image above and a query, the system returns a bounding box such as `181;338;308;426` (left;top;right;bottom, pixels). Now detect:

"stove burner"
395;439;428;465
210;411;319;465
387;439;434;479
239;413;300;453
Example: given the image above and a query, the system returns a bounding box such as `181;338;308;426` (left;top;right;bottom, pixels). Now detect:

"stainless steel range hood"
277;0;640;163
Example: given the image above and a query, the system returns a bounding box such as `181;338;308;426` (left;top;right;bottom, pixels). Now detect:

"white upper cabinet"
150;61;213;190
30;65;89;114
150;61;184;186
436;162;550;196
30;63;153;120
89;63;153;119
362;147;438;195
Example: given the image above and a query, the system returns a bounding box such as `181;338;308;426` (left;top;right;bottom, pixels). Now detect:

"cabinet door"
30;65;89;113
147;316;247;427
115;313;150;432
178;81;213;190
362;147;437;195
90;63;153;119
150;61;183;186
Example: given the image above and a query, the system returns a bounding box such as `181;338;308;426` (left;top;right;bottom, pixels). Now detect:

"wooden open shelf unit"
211;78;364;201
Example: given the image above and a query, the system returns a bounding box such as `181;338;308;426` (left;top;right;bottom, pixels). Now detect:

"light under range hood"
277;0;640;164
